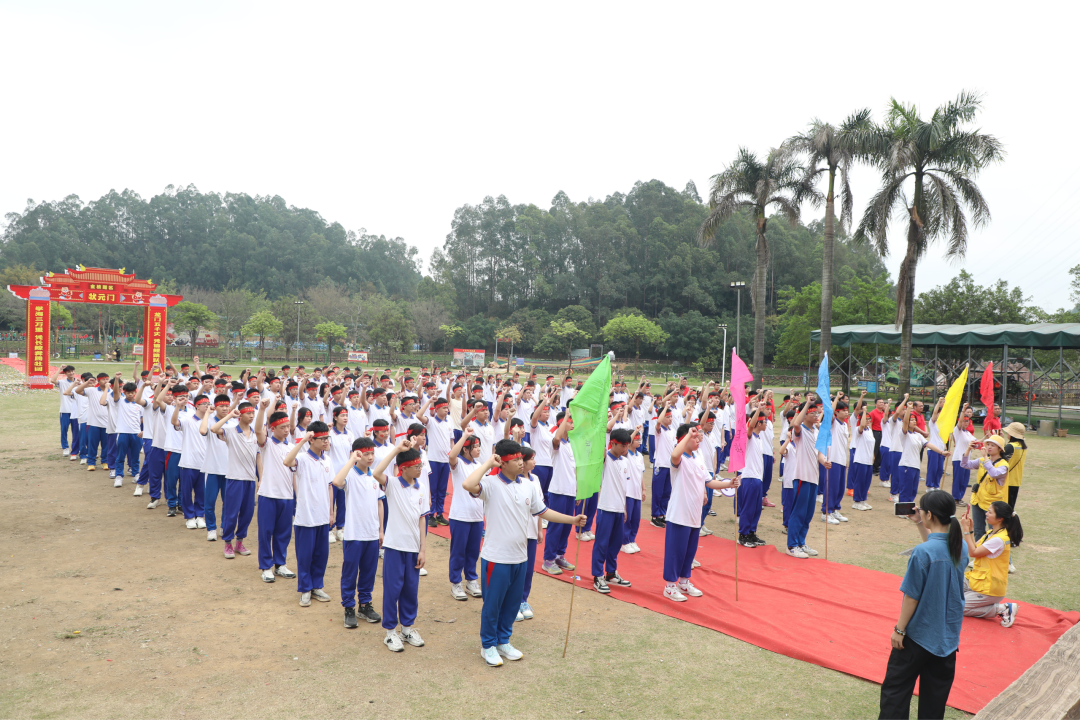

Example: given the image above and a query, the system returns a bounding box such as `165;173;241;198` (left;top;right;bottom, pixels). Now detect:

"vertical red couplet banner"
26;288;52;388
143;295;168;373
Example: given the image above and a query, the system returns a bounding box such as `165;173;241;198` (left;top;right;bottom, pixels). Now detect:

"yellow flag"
938;366;968;444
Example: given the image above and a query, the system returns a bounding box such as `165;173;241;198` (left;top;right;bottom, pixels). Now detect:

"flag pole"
734;481;740;602
561;516;585;658
824;461;829;562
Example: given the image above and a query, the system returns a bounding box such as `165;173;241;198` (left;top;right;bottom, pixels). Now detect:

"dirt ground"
2;376;1075;719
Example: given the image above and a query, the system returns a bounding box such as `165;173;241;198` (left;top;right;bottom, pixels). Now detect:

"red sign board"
26;288;51;388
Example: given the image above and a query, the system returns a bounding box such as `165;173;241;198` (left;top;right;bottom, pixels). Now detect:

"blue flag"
816;352;832;456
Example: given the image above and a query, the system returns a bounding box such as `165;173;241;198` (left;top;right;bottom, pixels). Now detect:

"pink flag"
727;350;754;473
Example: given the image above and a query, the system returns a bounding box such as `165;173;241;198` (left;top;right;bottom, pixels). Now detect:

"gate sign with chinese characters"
7;266;183;388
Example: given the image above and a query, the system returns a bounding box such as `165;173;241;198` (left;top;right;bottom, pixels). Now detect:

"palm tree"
698;147;806;388
854;91;1003;394
783;110;873;362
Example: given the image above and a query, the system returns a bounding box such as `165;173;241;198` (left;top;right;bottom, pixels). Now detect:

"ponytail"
920;490;963;566
990;501;1023;547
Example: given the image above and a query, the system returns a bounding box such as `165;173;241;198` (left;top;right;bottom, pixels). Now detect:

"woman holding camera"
959;500;1022;627
879;490;966;720
958;435;1010;542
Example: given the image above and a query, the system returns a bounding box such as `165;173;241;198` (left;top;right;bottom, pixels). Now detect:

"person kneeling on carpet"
959;500;1021;628
879;490;966;720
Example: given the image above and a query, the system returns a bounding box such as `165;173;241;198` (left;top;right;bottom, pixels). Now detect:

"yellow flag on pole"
938;366;969;444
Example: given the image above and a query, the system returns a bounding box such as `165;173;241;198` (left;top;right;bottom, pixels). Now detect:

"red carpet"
431;487;1079;715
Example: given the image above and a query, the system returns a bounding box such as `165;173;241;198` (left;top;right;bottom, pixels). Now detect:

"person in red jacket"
982;404;1001;438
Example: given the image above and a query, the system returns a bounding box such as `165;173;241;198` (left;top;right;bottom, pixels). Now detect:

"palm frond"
932;169;992;227
853;172;910;255
768;195;801;226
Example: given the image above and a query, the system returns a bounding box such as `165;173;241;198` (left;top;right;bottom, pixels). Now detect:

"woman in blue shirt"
879;490;967;720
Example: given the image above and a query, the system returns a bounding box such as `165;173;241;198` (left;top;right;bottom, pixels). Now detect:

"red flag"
979;362;995;409
727;350;754;473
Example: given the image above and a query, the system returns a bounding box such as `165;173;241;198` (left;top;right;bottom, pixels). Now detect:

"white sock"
387;628;398;638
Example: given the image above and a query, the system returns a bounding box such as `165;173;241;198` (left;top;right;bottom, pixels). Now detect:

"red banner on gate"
26;288;51;388
143;296;168;373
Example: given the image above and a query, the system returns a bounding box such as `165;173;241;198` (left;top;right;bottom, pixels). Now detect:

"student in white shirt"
778;411;798;527
951;405;976;504
424;397;454;526
200;394;234;541
145;380;175;507
529;391;557;502
737;406;769;548
621;429;646;554
74;372;111;471
51;364;79;457
664;423;740;601
787;399;828;559
327;406;354;543
896;398;930;504
591;428;633;594
462;399;496;462
372;439;430;653
462;439;586;666
517;447;544;621
284;422;334;607
925;397;948;490
70;372;92;463
174;394;209;526
850;406;876;511
820;395;851;524
447;428;485;601
650;404;676;527
541;411;578;575
110;379;148;488
209;401;262;559
161;381;191;516
332;437;384;627
254;408;297;583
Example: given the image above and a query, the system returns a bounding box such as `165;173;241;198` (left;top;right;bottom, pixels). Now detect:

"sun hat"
1004;422;1026;440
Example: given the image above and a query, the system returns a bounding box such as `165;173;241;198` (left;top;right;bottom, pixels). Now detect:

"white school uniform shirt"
613;391;629;403
222;424;261;481
382;472;431;553
515;398;536;427
899;430;925;469
139;387;155;441
343;467;382;542
743;432;765;479
165;405;190;453
468;420;495;461
549;439;577;497
448;458;485;522
259;437;296;500
827;418;849;467
151;407;169;449
926;419;946;453
327;427;353;472
628;401;648;429
667;451;710;529
700;427;718;474
448;398;463;430
524;473;543;541
889;416;905;452
880;418;893;452
367;402;391;427
530;419;555;467
75;389;89;425
105;391;119;434
301;395;323;424
762;419;775;458
951;425;975;461
115;397;143;435
346;404;368;439
393;411;418;441
560;386;576;409
625;451;645;500
475;472;546;564
426;414;453;463
781;435;799;489
293;450;333;527
83;386;109;428
597;452;630;513
853;423;876;466
653;424;675;470
794;424;821;485
177;413;208;470
58;378;75;414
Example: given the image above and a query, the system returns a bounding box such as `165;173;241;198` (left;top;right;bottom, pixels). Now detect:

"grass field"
1;363;1077;719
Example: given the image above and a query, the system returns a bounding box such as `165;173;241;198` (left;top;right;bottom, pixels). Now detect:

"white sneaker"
880;480;891;488
384;631;404;652
832;511;848;523
691;559;701;569
451;583;467;601
185;518;197;529
261;569;275;583
465;579;482;597
328;530;337;544
133;485;143;496
630;542;641;552
481;645;503;666
109;471;116;479
581;532;595;542
621;544;636;554
801;545;819;557
147;499;160;509
786;546;809;559
300;592;312;607
62;448;70;455
678;580;703;597
196;517;206;529
663;585;687;602
1009;562;1016;574
335;528;344;542
863;502;872;510
699;526;713;536
113;477;123;488
822;513;839;525
496;643;523;660
80;458;87;465
419;567;428;576
379;548;384;559
207;530;217;542
515;609;524;622
311;588;332;602
889;494;899;503
399;627;424;647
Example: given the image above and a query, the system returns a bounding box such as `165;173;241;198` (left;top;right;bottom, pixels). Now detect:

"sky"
2;1;1079;311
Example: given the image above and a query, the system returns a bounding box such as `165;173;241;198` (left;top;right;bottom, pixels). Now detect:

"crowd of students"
48;359;1029;667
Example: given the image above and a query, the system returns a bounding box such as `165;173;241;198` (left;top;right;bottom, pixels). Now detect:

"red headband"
311;431;329;438
239;407;256;414
194;397;210;406
500;452;522;463
269;416;290;428
214;400;231;407
608;439;629;449
396;457;422;475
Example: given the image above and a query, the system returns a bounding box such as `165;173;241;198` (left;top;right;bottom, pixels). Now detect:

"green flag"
567;354;612;501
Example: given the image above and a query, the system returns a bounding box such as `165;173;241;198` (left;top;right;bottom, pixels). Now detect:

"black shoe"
167;507;177;517
344;607;358;629
593;576;610;594
357;602;381;624
436;514;449;526
427;516;438;528
606;572;631;587
738;534;756;548
750;533;766;547
649;517;666;529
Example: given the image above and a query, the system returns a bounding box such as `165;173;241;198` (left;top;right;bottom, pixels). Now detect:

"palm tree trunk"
752;224;768;391
819;170;836;362
897;244;917;397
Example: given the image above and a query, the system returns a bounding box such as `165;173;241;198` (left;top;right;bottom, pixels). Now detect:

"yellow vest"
965;528;1011;597
973;458;1009;509
1006;444;1026;487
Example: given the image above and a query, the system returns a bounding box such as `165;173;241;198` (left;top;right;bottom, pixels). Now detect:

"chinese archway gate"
6;266;183;389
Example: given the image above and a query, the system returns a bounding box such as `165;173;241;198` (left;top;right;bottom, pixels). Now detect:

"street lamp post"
718;324;728;386
730;281;745;357
294;300;304;363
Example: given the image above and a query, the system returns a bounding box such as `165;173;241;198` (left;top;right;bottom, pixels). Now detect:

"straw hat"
986;435;1008;451
1004;422;1026;440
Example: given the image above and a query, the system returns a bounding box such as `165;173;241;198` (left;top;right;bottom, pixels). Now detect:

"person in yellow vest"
958;435;1009;544
959;500;1022;628
1002;422;1027;510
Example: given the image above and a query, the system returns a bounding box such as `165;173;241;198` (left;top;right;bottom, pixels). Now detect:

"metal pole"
1059;346;1064;429
965;346;972;406
721;328;727;387
874;343;879;398
933;346;939;404
735;289;741;357
807;337;812;392
1026;346;1034;428
1002;344;1009;422
845;342;852;396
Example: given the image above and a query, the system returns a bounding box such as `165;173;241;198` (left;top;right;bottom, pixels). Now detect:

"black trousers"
873;430;883;473
1008;485;1019;509
879;637;956;720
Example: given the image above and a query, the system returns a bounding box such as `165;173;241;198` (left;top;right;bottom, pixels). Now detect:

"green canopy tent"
810;323;1080;429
